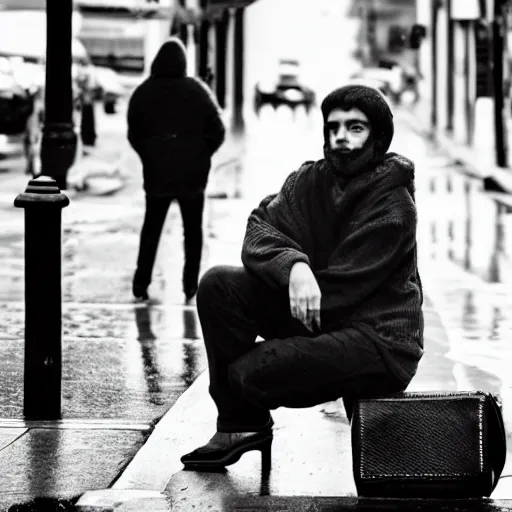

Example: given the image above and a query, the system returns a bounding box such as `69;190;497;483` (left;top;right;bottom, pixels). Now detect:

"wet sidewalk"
2;106;512;510
76;114;512;510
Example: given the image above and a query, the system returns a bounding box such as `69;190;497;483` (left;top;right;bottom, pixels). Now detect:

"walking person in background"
180;84;424;471
127;37;225;304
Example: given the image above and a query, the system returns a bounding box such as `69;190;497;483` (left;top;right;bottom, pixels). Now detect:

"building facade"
74;0;175;74
417;0;511;169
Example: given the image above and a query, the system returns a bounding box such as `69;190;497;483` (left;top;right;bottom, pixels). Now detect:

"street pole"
178;0;188;46
198;0;210;81
463;22;473;146
493;0;507;167
40;0;77;191
232;7;245;134
431;0;439;131
14;176;69;419
214;10;229;108
446;0;455;133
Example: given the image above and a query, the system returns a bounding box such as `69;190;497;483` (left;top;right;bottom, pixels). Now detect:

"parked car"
0;55;42;174
0;10;94;173
254;59;315;113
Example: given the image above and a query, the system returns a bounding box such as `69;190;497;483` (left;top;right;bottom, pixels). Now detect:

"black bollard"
14;176;70;419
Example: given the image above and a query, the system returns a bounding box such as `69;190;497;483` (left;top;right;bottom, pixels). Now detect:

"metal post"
431;0;439;131
14;176;69;419
178;0;188;46
215;10;229;109
463;21;473;145
232;7;245;134
198;0;210;81
40;0;77;191
80;86;97;147
446;0;455;133
367;6;378;67
493;0;507;167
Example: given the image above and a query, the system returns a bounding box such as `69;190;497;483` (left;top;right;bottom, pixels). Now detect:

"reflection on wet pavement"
0;302;207;421
416;158;512;285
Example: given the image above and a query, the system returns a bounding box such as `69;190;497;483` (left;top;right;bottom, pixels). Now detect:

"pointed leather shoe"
181;429;273;470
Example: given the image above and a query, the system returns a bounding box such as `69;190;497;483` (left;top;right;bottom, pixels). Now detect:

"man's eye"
351;125;364;132
327;123;339;132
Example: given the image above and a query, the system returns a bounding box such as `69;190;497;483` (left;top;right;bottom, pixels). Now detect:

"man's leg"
196;265;309;433
133;195;172;297
227;327;403;418
177;192;205;300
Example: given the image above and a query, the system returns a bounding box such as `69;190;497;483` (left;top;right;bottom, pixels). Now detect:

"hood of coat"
348;152;416;201
150;37;187;78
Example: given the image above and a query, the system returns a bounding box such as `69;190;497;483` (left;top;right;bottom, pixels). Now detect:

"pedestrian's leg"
133;196;172;297
177;192;205;301
227;327;404;417
196;265;306;432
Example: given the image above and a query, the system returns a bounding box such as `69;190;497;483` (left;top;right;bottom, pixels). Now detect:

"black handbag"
350;391;507;498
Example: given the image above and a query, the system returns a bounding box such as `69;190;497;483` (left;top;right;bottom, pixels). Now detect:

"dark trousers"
196;265;403;433
133;192;205;295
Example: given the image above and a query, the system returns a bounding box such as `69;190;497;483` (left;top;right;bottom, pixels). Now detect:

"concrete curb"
76;490;169;511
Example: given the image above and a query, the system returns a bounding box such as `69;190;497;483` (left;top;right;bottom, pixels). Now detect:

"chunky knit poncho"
241;153;424;385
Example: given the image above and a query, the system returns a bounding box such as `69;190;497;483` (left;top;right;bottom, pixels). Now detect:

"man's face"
326;108;371;151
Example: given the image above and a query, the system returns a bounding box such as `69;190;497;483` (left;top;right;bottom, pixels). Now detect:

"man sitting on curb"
181;84;424;470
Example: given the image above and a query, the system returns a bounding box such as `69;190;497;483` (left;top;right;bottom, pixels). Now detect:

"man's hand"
289;262;322;332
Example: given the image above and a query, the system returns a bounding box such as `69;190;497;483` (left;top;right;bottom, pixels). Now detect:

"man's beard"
323;142;378;182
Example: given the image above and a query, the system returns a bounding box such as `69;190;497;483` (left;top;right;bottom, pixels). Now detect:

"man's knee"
197;265;241;309
198;265;229;298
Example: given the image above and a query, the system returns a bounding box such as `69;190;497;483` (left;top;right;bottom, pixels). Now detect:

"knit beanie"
321;84;394;155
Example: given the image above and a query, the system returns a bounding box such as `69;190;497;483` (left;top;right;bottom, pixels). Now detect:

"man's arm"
316;210;416;314
241;171;311;289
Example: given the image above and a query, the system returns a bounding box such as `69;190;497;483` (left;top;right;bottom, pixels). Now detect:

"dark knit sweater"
241;153;424;384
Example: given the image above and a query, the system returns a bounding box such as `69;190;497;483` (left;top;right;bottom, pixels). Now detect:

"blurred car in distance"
254;59;316;113
0;55;42;174
350;67;399;97
0;10;96;172
351;61;420;105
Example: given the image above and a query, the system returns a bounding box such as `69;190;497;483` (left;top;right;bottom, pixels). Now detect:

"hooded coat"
241;86;424;385
127;38;225;196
